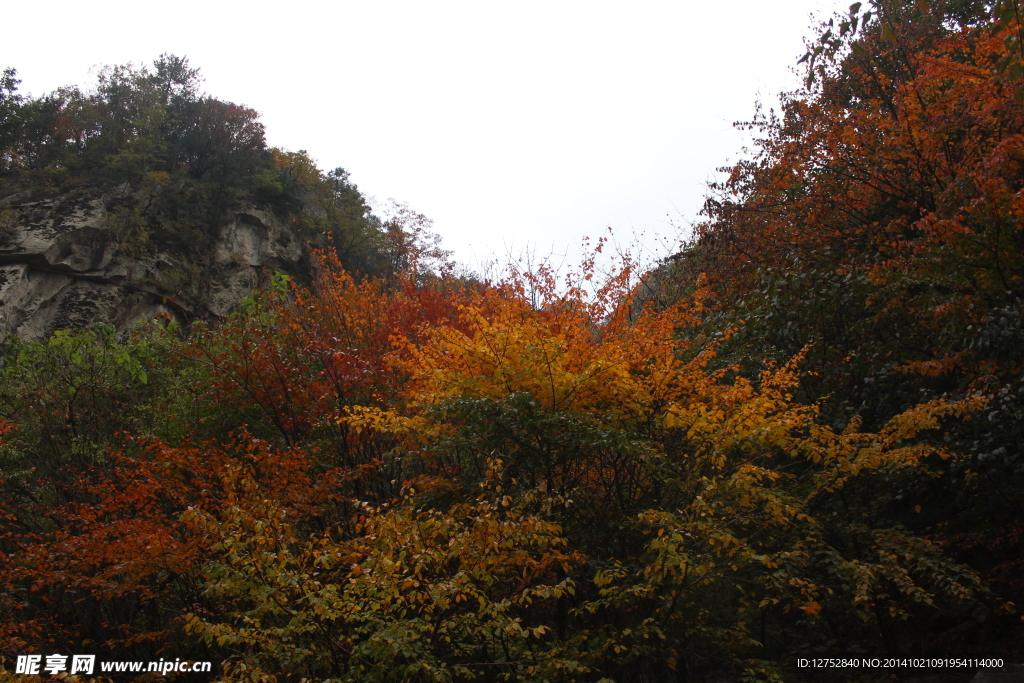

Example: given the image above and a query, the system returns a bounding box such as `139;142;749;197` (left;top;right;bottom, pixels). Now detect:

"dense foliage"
1;1;1023;681
679;0;1024;656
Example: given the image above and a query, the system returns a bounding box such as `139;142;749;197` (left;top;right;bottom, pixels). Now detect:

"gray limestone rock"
0;186;305;341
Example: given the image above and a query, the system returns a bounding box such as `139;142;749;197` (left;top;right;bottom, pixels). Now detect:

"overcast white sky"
3;0;845;271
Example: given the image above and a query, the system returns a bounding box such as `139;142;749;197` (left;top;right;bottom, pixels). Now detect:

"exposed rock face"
0;185;304;340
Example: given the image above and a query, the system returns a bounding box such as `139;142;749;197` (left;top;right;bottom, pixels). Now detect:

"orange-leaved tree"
317;255;987;680
684;0;1024;654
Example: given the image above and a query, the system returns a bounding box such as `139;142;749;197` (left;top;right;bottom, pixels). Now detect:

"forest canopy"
1;1;1023;681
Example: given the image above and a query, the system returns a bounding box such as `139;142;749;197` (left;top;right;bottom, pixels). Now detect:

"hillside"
0;56;438;340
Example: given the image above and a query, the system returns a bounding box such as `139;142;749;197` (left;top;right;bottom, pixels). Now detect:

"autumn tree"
677;0;1024;660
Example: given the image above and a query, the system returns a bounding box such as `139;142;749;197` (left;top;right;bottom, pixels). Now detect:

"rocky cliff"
0;183;305;340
